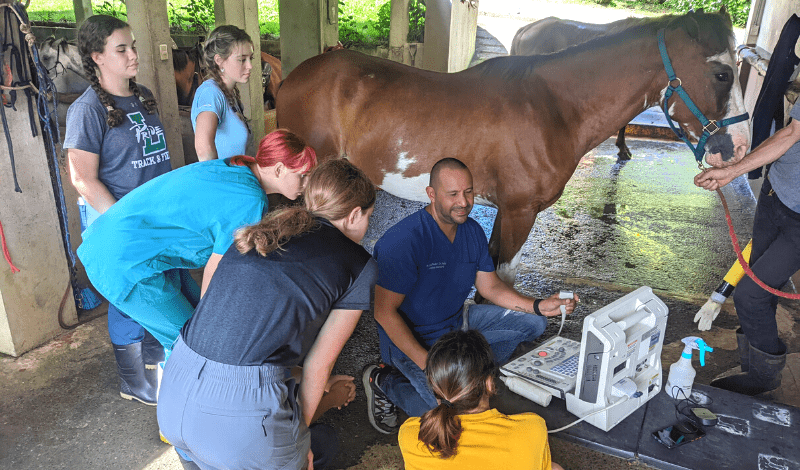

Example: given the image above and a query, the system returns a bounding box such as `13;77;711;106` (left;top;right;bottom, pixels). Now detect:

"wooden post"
420;0;478;73
72;0;92;27
389;0;410;64
279;0;338;78
126;0;186;168
215;0;266;146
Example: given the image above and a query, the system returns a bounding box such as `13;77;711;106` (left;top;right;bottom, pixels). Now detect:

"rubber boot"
113;342;157;406
142;330;165;370
736;327;749;372
710;341;786;396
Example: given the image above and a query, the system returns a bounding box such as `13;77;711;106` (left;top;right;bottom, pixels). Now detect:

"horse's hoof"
617;149;632;161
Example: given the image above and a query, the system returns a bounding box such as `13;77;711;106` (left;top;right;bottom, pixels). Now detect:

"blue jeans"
379;303;547;417
734;178;800;355
80;198;144;346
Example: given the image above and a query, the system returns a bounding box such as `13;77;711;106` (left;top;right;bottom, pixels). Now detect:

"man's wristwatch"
533;298;543;316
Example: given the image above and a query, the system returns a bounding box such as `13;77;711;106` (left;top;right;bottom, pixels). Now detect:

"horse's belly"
376;171;430;203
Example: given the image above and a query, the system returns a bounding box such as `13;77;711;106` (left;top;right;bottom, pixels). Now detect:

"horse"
275;10;751;286
511;16;649;160
260;51;282;110
37;37;90;126
172;42;203;107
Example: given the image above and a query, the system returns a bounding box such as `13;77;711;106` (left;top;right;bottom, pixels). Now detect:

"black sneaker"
362;364;400;434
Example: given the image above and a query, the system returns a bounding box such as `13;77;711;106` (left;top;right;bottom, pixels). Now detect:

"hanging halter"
657;28;749;164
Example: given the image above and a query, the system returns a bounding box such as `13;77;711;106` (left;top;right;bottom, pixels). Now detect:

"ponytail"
417;330;497;459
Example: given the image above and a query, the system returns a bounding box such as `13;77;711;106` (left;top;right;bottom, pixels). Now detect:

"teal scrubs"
78;159;268;348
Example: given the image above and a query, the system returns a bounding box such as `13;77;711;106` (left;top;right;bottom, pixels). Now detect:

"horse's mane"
477;11;734;81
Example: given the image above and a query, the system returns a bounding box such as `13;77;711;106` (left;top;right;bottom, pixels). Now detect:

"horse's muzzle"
705;133;735;161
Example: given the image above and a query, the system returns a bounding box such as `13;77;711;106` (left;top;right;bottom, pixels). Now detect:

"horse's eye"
715;72;729;82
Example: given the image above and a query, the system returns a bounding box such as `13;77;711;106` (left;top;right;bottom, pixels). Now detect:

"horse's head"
658;9;750;168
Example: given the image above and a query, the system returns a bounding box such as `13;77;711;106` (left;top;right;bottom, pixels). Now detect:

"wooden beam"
389;0;410;64
72;0;92;27
126;0;186;169
279;0;338;78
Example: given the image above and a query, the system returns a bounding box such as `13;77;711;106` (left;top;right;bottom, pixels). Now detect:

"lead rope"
712;177;800;300
0;219;20;273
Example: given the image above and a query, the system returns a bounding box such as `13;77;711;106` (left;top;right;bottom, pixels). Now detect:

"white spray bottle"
665;337;713;399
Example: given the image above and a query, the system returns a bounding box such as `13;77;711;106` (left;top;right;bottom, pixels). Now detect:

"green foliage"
375;0;425;43
168;0;214;34
662;0;750;27
93;0;127;20
338;0;365;47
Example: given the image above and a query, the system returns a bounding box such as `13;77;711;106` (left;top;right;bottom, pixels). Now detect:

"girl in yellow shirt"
398;330;564;470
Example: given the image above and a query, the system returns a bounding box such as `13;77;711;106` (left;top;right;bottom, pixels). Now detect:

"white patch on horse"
715;414;751;437
757;454;799;470
379;172;430;203
395;151;414;173
708;41;750;158
496;250;523;285
643;96;649;108
752;404;791;427
474;196;498;208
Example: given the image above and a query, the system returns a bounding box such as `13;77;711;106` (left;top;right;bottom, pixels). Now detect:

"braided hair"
77;15;158;128
202;25;253;134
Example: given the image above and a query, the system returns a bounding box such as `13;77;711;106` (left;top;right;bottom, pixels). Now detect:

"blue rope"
9;2;100;310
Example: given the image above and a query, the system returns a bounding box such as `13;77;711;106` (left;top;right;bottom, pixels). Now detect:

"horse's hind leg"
615;126;632;161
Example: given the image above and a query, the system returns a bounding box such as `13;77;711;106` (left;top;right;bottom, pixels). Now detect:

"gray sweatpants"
157;336;310;470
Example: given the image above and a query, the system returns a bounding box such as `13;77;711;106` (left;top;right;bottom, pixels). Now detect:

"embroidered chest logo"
127;112;167;156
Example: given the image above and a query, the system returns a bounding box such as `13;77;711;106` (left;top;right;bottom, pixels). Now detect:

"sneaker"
363;364;400;434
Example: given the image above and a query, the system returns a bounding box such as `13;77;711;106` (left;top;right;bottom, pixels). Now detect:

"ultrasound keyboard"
500;336;582;399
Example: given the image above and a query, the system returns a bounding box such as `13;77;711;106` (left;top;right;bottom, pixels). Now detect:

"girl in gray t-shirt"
63;15;172;408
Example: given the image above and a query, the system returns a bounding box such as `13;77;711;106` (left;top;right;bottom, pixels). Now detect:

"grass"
26;0;384;39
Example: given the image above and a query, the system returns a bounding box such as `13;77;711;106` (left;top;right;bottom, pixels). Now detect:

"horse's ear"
719;5;727;15
682;15;700;39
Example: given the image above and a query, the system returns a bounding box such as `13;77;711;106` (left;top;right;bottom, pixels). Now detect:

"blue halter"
657;29;749;163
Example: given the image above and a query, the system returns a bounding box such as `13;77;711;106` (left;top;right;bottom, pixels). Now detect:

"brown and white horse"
276;11;750;285
511;15;646;160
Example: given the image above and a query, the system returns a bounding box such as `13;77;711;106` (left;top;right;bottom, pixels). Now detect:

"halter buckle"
703;120;720;136
668;77;682;88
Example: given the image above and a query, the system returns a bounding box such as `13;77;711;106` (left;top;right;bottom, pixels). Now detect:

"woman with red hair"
78;129;316;356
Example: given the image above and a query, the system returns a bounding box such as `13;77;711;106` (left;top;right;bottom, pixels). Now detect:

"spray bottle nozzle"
681;336;714;367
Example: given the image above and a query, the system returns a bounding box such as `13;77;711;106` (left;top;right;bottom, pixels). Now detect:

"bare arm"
67;148;117;214
194;111;220;161
300;309;362;426
695;118;800;191
474;270;578;317
374;285;429;370
200;253;223;297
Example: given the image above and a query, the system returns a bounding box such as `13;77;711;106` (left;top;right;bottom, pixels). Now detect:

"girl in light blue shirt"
192;25;254;160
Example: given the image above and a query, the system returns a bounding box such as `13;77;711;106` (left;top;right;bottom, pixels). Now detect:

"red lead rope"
717;188;800;299
0;219;20;273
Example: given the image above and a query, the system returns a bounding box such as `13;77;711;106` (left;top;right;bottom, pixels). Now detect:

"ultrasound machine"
500;286;669;431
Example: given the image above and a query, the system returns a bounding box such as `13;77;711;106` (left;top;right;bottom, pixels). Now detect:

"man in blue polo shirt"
363;158;578;433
